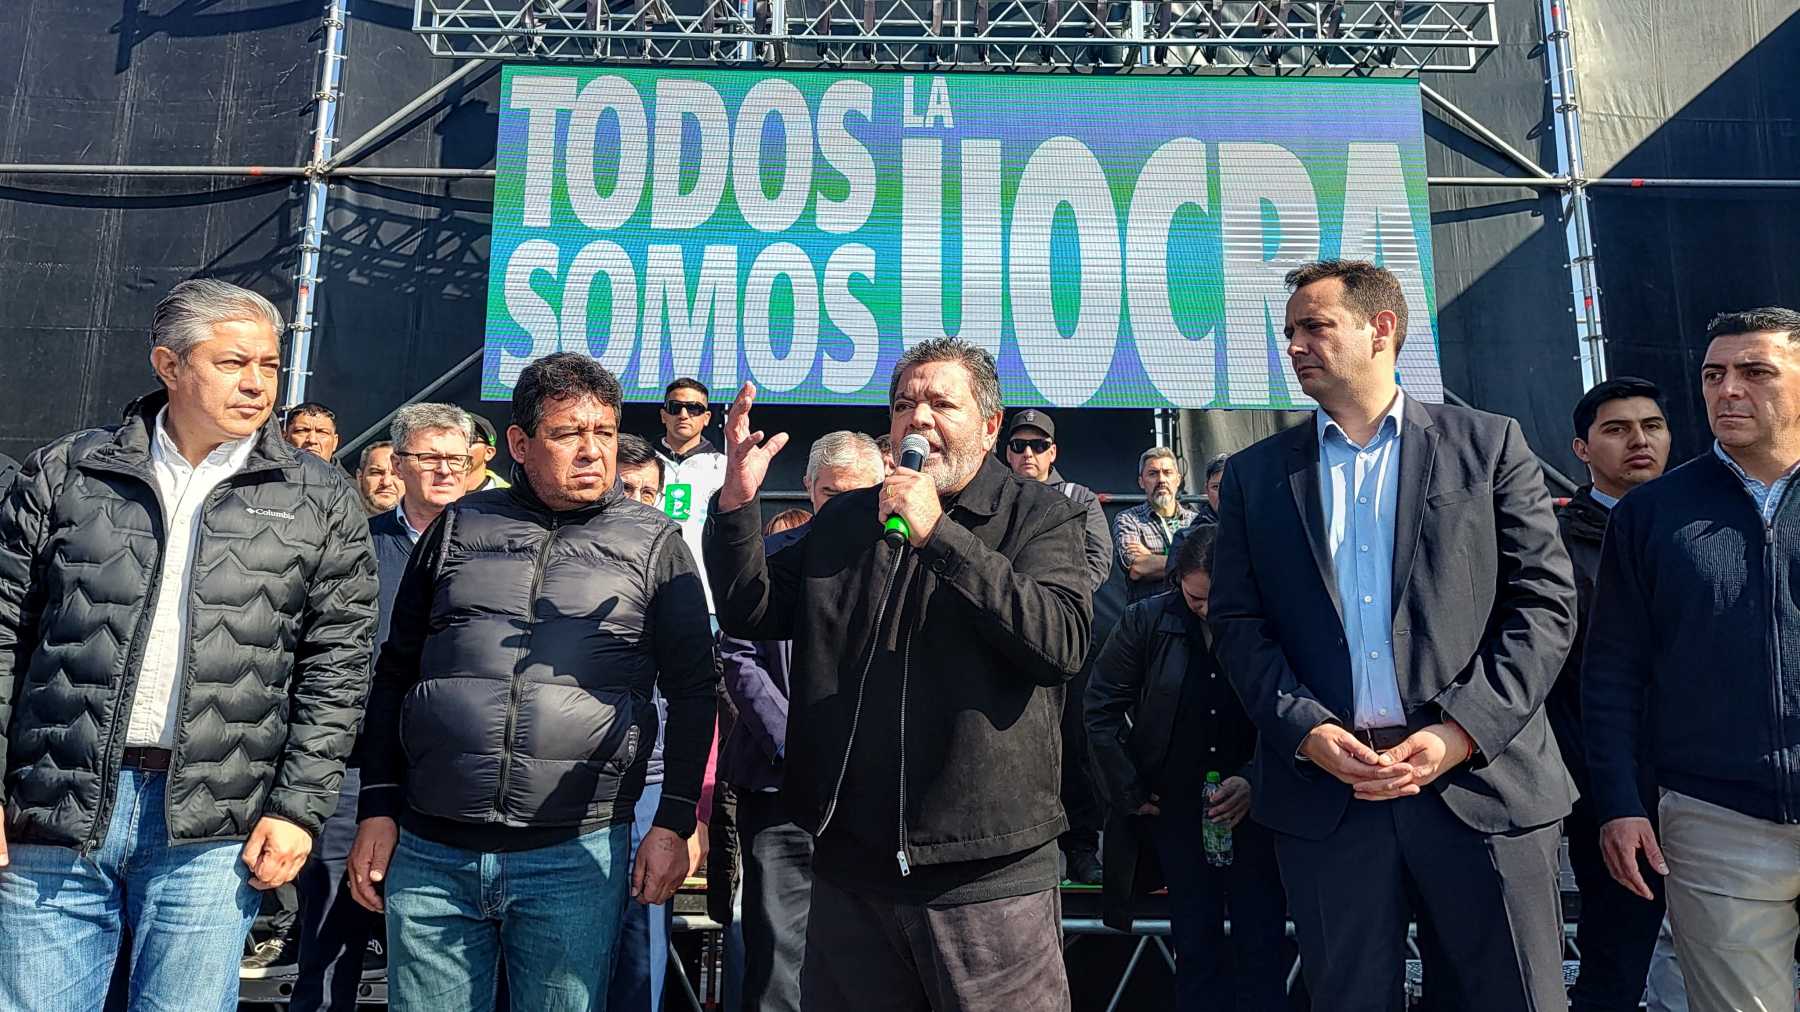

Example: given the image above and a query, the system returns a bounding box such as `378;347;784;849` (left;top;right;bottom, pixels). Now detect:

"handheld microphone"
882;433;932;548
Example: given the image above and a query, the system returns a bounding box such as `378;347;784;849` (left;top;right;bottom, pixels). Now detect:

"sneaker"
1064;850;1103;886
362;937;387;980
240;935;296;979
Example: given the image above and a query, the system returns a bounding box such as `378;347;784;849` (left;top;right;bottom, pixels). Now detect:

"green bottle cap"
1205;771;1221;783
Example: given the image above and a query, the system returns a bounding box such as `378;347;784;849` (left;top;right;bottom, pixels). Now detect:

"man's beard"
1150;489;1178;514
922;436;988;495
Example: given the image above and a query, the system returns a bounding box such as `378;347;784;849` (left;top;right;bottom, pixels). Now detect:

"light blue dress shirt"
1319;392;1409;730
394;500;425;545
1714;441;1800;525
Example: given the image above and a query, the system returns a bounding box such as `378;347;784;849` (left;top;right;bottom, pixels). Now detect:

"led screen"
485;65;1440;408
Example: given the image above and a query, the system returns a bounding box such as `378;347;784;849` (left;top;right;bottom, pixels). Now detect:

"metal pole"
1418;82;1557;181
1426;175;1570;188
1543;0;1605;388
7;168;1789;188
285;0;352;409
0;164;308;176
329;166;498;178
322;59;494;172
1587;177;1800;189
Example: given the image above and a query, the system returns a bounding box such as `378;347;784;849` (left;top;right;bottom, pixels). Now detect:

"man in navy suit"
1209;260;1578;1012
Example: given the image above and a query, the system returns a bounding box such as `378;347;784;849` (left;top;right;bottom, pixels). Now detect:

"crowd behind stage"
1;267;1799;1012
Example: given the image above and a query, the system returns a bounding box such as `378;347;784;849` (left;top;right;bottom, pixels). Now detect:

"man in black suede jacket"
704;338;1092;1011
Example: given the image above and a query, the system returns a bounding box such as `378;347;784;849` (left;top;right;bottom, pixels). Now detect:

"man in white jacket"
655;377;728;615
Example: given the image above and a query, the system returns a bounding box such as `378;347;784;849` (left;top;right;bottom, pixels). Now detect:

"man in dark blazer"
1209;260;1578;1012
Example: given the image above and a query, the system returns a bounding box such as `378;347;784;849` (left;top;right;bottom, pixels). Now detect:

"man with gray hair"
719;429;885;1011
804;430;885;507
1114;446;1198;603
288;402;475;1011
706;338;1093;1008
0;278;379;1011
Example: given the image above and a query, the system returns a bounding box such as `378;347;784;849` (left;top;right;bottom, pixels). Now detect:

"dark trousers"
1146;804;1289;1012
291;767;384;1011
255;882;300;937
799;875;1070;1011
609;782;674;1012
739;791;813;1012
1566;794;1663;1012
1058;667;1103;856
1276;792;1567;1012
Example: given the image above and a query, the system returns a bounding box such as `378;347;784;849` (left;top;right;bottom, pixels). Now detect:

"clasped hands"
1300;720;1476;800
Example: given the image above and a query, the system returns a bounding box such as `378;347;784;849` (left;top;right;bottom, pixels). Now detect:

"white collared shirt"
125;410;256;748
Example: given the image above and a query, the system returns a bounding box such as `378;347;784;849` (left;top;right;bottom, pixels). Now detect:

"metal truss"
412;0;1499;73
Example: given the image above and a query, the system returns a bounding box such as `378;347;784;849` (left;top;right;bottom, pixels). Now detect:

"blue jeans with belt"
0;767;260;1012
384;823;633;1012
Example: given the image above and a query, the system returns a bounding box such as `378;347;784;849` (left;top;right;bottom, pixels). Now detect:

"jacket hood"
656;435;721;463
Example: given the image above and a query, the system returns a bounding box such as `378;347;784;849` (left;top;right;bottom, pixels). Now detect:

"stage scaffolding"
0;0;1794;430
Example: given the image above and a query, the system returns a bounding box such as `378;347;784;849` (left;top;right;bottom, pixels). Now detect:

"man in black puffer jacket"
0;279;379;1012
348;353;716;1012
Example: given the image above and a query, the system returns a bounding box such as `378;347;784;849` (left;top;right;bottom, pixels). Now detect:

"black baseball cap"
1007;409;1056;441
468;412;499;447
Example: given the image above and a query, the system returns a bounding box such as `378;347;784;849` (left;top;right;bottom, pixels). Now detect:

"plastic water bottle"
1202;771;1234;868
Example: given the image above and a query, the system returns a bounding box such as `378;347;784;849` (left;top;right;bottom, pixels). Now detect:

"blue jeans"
385;823;633;1012
0;768;259;1012
608;781;673;1012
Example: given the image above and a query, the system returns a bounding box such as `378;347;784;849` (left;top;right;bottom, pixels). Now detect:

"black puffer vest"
398;482;675;827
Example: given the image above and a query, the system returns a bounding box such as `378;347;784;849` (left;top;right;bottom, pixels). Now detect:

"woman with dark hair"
1086;527;1290;1011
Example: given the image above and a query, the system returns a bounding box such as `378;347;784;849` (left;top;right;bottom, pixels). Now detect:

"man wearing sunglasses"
655;378;728;615
1003;410;1111;885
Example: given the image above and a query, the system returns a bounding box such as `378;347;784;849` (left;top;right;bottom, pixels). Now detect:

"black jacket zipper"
85;470;169;854
895;634;914;876
1737;463;1797;825
161;485;235;843
496;519;562;817
1770;523;1789;824
817;548;907;840
1767;479;1796;824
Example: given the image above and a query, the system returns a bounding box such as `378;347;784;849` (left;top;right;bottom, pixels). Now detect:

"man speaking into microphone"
705;338;1093;1010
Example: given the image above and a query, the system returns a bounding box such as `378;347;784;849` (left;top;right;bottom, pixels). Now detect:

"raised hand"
717;381;789;514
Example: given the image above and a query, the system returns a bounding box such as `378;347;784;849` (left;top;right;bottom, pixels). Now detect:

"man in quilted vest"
348;352;717;1012
0;278;380;1012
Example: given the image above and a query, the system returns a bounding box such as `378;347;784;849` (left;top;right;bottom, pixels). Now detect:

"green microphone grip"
883;514;912;545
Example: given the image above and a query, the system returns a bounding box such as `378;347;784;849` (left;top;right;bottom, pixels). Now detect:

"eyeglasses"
663;401;709;417
396;452;473;474
1008;438;1053;455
